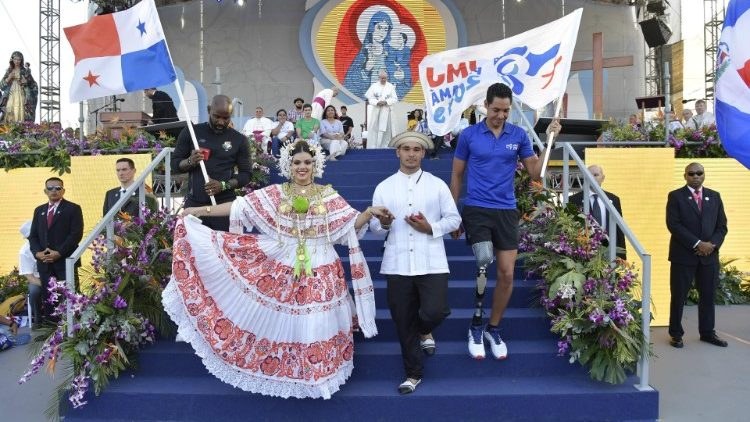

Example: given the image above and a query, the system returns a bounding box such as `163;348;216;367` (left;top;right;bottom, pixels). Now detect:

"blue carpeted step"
320;171;453;187
340;256;532;281
326;184;464;200
64;374;657;422
134;339;581;380
334;235;476;257
319;157;453;173
65;147;659;421
374;308;552;342
371;279;540;309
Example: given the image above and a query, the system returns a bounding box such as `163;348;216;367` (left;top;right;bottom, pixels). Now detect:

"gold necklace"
291;181;313;196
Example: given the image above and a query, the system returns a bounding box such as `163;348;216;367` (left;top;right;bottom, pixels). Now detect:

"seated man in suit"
103;158;157;218
568;164;626;260
666;162;728;348
28;177;84;322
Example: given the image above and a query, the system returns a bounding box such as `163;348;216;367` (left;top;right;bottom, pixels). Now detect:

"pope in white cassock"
365;70;398;149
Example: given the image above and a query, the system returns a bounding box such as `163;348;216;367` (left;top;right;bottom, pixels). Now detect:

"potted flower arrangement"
516;172;649;384
0;122;175;174
600;118;728;158
20;207;175;413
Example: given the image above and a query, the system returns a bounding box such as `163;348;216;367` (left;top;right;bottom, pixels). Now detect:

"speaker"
646;0;667;15
639;18;672;48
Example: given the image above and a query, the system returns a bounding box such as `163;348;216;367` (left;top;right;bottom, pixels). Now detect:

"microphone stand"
90;101;117;129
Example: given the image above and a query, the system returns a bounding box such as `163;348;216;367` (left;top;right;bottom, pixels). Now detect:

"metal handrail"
559;142;653;392
64;147;174;336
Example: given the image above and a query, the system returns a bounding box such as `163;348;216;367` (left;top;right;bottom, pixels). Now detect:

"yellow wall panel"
68;154;153;239
0;154;153;276
0;167;57;274
584;150;750;326
585;148;675;326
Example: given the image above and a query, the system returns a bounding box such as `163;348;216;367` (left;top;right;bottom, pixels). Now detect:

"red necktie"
47;205;56;227
693;190;702;211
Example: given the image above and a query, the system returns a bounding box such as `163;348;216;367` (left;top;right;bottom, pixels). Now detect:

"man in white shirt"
365;70;398;149
242;106;275;154
269;109;296;158
370;131;461;395
689;99;715;129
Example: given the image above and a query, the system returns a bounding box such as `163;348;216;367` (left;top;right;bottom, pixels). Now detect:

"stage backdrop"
128;0;645;135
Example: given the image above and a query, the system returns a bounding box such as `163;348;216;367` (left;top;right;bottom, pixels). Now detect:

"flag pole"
539;93;565;179
147;0;216;206
171;80;217;206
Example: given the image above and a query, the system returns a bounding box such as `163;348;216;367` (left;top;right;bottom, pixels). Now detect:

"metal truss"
703;0;726;100
39;0;61;122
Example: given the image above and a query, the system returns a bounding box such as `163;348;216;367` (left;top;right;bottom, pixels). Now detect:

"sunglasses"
46;186;64;191
687;171;704;176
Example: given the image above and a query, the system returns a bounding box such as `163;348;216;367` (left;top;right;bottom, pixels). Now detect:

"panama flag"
715;0;750;169
64;0;176;102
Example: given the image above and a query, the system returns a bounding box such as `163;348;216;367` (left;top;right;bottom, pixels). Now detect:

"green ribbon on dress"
293;242;312;278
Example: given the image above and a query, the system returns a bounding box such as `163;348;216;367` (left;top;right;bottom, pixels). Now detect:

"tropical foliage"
0;268;27;302
243;136;275;194
688;258;750;305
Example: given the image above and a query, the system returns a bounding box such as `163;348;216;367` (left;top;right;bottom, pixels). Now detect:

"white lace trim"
162;281;353;400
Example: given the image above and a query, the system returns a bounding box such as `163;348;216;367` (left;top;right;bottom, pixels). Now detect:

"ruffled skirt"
163;216;357;399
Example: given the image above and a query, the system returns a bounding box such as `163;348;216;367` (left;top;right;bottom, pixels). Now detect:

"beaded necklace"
277;182;331;278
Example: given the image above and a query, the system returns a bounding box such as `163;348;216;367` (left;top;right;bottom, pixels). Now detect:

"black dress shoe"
700;334;728;347
669;337;684;348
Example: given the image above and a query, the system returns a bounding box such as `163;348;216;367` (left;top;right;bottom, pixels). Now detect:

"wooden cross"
571;32;634;119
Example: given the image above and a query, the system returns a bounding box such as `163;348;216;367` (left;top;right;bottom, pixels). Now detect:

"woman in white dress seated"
163;140;391;399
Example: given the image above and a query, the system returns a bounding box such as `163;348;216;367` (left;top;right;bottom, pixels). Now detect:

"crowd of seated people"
241;97;361;160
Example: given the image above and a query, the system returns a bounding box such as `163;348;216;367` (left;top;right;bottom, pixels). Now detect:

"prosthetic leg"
471;241;495;327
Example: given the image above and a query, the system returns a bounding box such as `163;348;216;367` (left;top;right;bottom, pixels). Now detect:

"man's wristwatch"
205;206;211;216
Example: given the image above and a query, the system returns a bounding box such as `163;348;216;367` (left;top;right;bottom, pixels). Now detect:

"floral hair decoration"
277;140;326;179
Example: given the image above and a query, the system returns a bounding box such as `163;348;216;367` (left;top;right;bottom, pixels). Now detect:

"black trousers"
668;261;718;338
386;273;450;379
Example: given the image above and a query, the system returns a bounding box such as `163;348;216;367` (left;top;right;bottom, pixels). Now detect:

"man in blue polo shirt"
450;82;560;360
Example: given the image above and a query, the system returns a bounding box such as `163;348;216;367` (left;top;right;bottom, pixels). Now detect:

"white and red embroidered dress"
163;184;377;399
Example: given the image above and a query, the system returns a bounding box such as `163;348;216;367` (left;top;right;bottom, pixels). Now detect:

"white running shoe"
484;325;508;360
468;325;486;359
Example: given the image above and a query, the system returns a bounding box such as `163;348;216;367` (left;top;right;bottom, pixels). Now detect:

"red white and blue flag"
715;0;750;169
64;0;176;102
418;8;582;136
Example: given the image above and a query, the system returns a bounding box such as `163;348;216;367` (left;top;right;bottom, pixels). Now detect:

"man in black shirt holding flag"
171;95;251;231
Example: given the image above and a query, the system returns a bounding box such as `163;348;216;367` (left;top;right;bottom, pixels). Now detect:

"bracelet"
381;224;391;230
205;206;211;215
187;157;192;166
